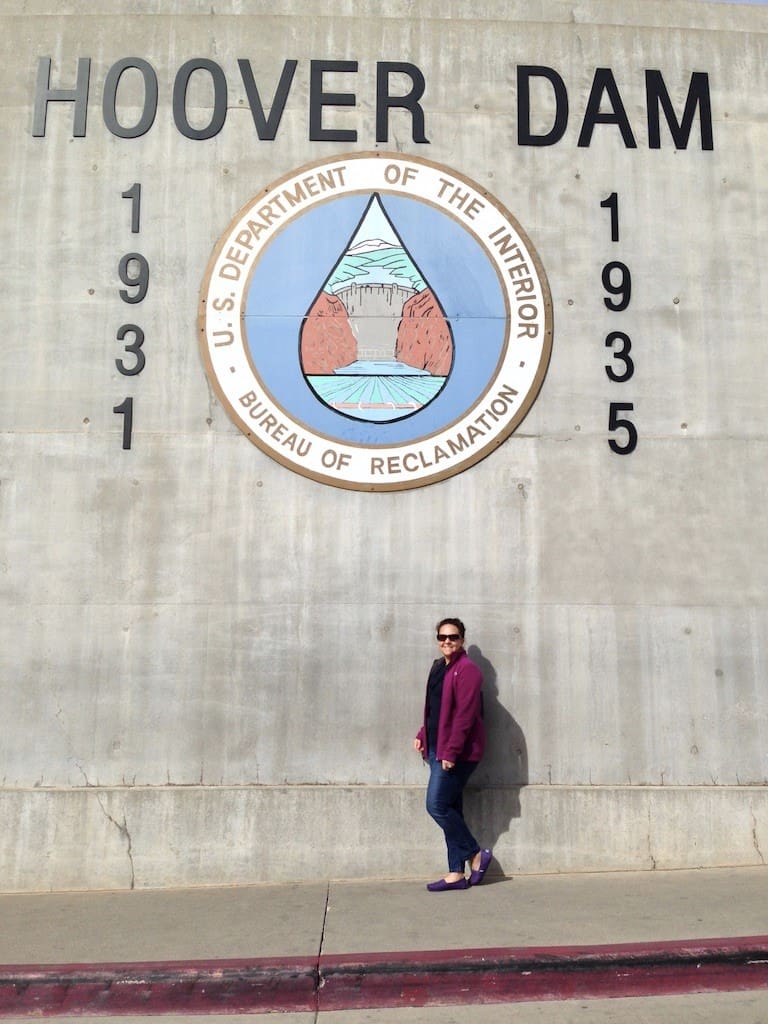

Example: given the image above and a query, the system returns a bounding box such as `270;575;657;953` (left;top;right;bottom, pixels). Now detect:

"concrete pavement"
0;865;766;1017
2;993;768;1024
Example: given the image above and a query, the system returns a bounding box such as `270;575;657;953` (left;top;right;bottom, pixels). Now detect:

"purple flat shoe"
426;877;468;892
469;848;493;886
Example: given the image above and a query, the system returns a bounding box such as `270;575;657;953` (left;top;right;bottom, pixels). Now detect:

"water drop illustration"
300;194;454;423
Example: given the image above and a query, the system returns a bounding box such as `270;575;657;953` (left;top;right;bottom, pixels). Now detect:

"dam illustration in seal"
299;194;455;424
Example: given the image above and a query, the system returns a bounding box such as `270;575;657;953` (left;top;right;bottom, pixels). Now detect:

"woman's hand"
413;737;424;754
441;760;455;770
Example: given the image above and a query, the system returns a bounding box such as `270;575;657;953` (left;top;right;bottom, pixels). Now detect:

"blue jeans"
426;752;480;873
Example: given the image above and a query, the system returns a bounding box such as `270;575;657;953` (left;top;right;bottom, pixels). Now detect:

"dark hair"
436;617;465;638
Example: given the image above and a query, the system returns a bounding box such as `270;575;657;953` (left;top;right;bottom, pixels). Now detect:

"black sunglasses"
436;633;462;642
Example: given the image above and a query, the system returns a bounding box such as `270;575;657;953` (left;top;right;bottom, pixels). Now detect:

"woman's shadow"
464;645;528;875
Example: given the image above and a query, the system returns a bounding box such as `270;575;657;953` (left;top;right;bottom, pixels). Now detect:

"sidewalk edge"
1;936;767;1016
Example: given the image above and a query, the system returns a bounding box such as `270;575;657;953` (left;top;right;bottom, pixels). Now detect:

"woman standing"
414;618;493;891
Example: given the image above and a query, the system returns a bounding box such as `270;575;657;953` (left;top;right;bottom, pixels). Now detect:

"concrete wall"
2;0;767;890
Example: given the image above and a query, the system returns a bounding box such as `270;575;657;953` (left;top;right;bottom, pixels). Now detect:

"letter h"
33;57;91;137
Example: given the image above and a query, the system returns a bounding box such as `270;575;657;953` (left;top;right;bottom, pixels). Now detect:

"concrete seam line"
312;882;332;1016
318;881;331;959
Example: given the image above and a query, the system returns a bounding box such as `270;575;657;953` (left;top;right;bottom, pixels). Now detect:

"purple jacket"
416;648;485;764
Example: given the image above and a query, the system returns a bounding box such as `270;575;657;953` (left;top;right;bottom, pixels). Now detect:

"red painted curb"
0;937;766;1016
0;956;317;1017
318;936;768;1010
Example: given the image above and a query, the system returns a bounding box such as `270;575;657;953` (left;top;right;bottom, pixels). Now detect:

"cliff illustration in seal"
300;194;454;423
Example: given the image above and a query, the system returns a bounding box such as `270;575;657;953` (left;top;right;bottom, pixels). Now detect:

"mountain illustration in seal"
300;194;454;423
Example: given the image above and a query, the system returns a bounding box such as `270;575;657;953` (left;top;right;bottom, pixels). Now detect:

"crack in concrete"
647;805;657;869
317;882;331;960
313;883;331;1019
751;810;765;864
75;763;95;788
96;797;135;889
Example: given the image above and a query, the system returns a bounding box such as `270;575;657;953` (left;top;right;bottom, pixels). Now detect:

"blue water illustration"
308;360;446;422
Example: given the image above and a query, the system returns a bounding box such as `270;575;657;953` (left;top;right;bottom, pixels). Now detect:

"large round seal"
199;152;553;491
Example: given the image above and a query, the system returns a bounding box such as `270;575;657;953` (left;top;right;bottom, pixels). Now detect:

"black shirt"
426;658;449;755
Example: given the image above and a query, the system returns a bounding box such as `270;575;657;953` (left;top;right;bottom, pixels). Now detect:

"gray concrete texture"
4;996;767;1024
1;0;767;888
3;867;766;963
0;867;767;1021
4;997;768;1024
4;996;768;1024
